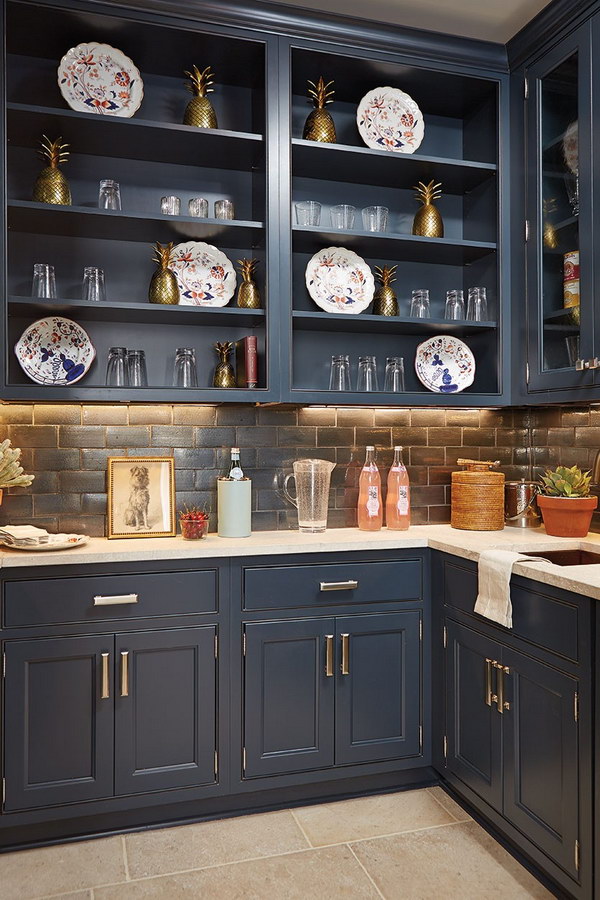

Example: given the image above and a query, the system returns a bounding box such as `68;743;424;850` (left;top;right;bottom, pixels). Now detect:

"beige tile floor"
0;787;553;900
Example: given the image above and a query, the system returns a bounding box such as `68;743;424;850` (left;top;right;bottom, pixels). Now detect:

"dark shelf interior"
292;309;496;335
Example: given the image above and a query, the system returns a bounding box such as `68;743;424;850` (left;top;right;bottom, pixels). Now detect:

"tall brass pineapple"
148;242;180;305
412;180;444;238
183;65;218;128
32;135;71;205
236;258;261;309
373;265;399;316
543;198;559;249
213;341;236;388
303;77;336;143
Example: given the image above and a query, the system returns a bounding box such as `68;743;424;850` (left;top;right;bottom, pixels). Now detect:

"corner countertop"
2;524;600;601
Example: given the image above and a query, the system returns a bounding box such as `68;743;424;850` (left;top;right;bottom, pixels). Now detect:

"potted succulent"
537;465;598;537
0;438;34;503
179;505;209;541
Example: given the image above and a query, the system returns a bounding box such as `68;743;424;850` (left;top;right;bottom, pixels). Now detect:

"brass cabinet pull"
485;658;493;706
325;635;334;677
502;666;510;711
120;651;129;697
341;633;350;675
493;661;505;714
94;593;139;606
100;652;110;699
490;659;499;707
319;580;358;592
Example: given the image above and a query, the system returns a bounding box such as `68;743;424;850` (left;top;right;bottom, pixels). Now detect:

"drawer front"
3;569;217;627
243;559;422;610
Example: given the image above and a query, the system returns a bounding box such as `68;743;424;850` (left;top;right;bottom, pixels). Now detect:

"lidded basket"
451;459;505;531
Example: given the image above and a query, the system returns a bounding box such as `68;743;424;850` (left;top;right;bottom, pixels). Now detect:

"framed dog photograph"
107;457;176;539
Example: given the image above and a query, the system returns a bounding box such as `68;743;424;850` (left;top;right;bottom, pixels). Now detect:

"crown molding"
508;0;598;68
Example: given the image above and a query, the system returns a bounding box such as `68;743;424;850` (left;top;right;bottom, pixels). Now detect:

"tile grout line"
427;787;473;823
121;834;131;881
289;807;315;848
347;842;386;900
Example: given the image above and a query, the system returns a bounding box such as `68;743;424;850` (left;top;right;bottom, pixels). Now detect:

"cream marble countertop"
2;524;600;600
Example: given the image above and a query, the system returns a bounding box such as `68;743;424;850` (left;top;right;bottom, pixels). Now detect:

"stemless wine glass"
128;350;148;387
295;201;321;226
188;197;208;218
98;179;121;210
32;263;57;299
106;347;128;386
330;204;355;229
445;289;465;320
357;356;379;391
410;289;431;318
173;348;198;387
215;199;235;220
362;206;389;232
329;354;351;391
384;357;405;392
466;286;488;321
160;195;181;216
82;267;106;302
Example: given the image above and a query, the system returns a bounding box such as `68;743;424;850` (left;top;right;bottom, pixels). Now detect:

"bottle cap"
231;447;240;453
394;446;403;451
366;445;375;451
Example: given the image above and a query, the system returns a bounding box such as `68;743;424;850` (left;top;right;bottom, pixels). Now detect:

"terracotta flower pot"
537;494;598;538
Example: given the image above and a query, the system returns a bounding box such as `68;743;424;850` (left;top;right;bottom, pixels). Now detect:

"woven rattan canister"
451;459;505;531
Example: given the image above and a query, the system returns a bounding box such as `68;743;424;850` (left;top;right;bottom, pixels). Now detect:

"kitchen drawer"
3;569;217;627
243;558;422;610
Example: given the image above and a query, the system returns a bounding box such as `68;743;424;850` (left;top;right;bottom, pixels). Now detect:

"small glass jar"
106;347;128;386
32;263;57;299
161;195;181;216
180;516;208;540
214;199;235;220
127;350;148;387
98;179;121;210
82;267;106;303
188;197;209;218
357;355;379;392
173;347;198;387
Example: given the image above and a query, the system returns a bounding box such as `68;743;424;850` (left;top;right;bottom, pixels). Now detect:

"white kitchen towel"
0;524;50;545
475;550;552;628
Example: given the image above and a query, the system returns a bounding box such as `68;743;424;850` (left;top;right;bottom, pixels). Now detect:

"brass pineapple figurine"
373;265;399;316
412;180;444;238
148;242;180;305
237;258;261;309
213;341;236;388
543;198;559;249
33;135;71;205
183;65;218;128
303;77;336;143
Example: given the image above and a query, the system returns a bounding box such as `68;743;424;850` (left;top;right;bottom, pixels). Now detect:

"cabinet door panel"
243;619;335;777
4;636;114;810
114;627;216;795
335;612;421;765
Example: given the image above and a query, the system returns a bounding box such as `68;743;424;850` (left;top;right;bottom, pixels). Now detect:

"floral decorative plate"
58;43;143;117
15;317;96;386
170;242;236;306
562;120;578;175
0;535;90;551
305;247;374;314
415;335;475;394
356;86;424;154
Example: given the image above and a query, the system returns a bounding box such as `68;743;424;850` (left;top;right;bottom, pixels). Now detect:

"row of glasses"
329;355;405;392
106;348;148;387
32;264;106;302
409;287;488;321
161;196;235;219
295;202;389;233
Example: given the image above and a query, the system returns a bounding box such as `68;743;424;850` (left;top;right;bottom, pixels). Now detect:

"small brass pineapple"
373;265;399;316
213;341;236;388
412;180;444;238
183;65;218;128
33;135;71;205
148;242;180;305
303;77;336;143
543;198;559;249
237;259;261;309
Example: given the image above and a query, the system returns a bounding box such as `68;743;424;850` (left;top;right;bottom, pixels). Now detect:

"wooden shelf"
292;310;497;334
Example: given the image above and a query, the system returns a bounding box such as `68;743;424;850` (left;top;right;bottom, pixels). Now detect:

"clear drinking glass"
32;263;57;299
128;350;148;387
329;354;351;391
188;197;208;218
295;201;321;226
564;173;579;216
106;347;128;386
384;357;405;392
357;355;379;391
98;179;121;210
445;289;465;320
160;195;181;216
466;286;489;321
173;348;198;387
82;267;106;302
410;289;431;318
214;199;235;220
565;335;580;367
362;205;389;232
330;204;355;229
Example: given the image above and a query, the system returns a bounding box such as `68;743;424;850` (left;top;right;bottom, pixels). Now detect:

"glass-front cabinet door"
526;24;594;392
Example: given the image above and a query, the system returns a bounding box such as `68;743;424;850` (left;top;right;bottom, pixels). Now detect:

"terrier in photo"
124;465;150;530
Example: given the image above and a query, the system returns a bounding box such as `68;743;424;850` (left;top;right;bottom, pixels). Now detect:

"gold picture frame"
107;457;176;539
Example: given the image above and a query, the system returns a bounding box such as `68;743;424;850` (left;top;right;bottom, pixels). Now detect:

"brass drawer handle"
325;635;334;677
101;652;110;699
94;593;139;606
485;658;493;706
320;580;358;592
341;633;350;675
120;651;129;697
492;661;510;714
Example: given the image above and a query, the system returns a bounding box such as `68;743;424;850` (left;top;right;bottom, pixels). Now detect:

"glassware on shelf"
330;204;355;230
329;354;351;391
357;355;379;392
32;263;57;299
98;179;121;210
565;335;580;367
106;347;128;386
127;350;148;387
445;289;465;320
82;267;106;303
410;289;431;318
188;197;209;218
295;200;321;226
160;195;181;216
214;199;235;220
466;287;488;321
384;356;405;392
362;205;389;232
173;347;198;387
564;173;579;216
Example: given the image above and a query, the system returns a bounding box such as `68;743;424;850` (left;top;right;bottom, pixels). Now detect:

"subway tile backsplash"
0;404;598;537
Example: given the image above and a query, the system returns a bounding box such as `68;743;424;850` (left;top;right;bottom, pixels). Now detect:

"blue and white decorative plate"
15;317;96;386
415;335;475;393
170;241;236;307
305;247;374;314
356;86;424;154
58;43;143;117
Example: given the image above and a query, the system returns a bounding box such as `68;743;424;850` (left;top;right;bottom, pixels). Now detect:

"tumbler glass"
173;347;198;387
330;204;355;229
329;354;351;391
445;289;465;320
362;205;389;232
565;335;580;367
215;199;235;220
128;350;148;387
98;179;121;210
106;347;128;386
295;201;321;226
384;357;405;392
357;355;379;391
161;195;181;216
188;197;209;218
82;267;106;303
410;289;431;318
466;286;489;321
32;263;57;299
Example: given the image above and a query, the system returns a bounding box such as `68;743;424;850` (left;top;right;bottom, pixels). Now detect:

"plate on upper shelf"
58;42;143;117
305;247;374;315
356;86;424;154
170;241;237;306
415;335;475;393
15;317;96;386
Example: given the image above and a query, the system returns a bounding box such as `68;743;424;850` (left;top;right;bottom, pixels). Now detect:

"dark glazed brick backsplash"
0;404;599;536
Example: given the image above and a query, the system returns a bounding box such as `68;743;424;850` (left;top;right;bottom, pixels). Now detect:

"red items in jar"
179;506;209;540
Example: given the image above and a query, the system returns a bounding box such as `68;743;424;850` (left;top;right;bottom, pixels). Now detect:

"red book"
236;336;258;388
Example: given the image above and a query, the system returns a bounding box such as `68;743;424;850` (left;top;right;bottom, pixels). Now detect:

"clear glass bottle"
386;446;411;531
357;445;382;531
227;447;244;481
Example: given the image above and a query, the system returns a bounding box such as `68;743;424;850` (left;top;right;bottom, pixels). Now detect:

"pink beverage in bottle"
357;445;383;531
386;445;411;530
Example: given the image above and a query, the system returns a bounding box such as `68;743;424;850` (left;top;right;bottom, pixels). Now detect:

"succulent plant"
539;465;591;497
0;439;34;489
